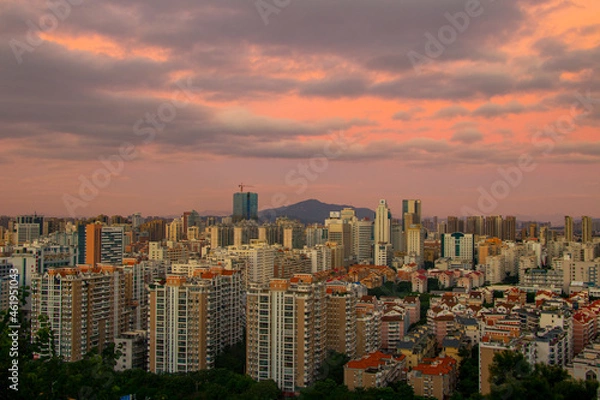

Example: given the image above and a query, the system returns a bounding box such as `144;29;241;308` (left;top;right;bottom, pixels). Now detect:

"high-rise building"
503;216;517;241
15;214;44;244
140;219;166;242
31;265;127;362
260;223;283;245
406;224;425;265
131;213;144;229
355;298;382;357
85;223;102;266
447;216;460;234
233;220;259;247
76;224;86;264
485;216;503;239
441;233;474;263
374;200;391;265
374;200;391;244
565;216;574;242
100;227;124;266
466;216;485;236
325;282;361;358
582;216;593;243
528;223;538;239
353;219;373;263
233;192;258;222
283;223;306;250
210;224;234;248
166;218;183;242
246;275;326;394
230;240;276;285
148;269;244;373
391;220;403;252
402;200;422;232
326;213;352;265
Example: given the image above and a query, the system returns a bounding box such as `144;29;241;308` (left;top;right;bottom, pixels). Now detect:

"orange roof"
574;311;596;324
346;351;404;370
412;357;457;376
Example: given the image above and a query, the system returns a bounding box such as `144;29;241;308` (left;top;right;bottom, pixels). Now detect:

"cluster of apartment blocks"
2;211;600;398
412;284;600;397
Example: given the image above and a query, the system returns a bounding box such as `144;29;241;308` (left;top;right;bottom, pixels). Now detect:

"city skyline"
1;0;599;218
1;197;597;227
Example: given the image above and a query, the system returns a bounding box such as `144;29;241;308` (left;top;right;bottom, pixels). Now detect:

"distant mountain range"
258;199;374;224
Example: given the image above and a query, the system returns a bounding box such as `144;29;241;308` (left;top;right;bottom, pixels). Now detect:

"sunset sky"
1;0;599;221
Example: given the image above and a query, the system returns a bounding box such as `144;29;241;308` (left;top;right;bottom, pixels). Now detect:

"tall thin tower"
582;216;593;243
374;199;391;244
565;216;573;242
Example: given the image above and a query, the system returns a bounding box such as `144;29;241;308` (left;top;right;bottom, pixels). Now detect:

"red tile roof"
346;351;405;370
412;357;457;376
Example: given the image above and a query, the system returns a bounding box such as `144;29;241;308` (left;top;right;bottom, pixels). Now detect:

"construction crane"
238;183;254;192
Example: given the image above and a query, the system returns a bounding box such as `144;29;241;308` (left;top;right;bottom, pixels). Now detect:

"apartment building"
148;268;243;373
355;296;382;357
31;265;127;362
246;274;326;394
325;282;359;358
344;351;405;390
408;357;458;400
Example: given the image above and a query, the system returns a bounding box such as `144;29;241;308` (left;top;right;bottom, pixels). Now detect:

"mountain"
258;199;374;224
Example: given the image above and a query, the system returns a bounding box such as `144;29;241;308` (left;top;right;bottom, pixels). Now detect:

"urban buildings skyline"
2;195;599;398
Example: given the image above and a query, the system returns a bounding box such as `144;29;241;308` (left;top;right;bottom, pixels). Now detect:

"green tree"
215;339;247;374
317;351;350;384
489;350;599;400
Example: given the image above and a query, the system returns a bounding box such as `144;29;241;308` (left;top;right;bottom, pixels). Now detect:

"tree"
317;351;350;384
489;350;599;400
215;339;246;374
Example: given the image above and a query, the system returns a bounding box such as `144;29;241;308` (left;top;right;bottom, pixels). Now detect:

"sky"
0;0;599;222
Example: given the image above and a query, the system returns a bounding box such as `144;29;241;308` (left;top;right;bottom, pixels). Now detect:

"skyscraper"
326;218;352;266
406;224;425;265
100;227;124;266
466;216;485;236
15;214;44;244
503;216;517;241
85;224;124;266
565;216;574;242
85;223;102;266
402;199;422;231
485;216;503;239
31;265;127;362
233;192;258;222
374;199;391;245
374;199;391;266
582;216;593;243
149;269;243;373
352;219;373;263
447;216;459;233
246;275;326;394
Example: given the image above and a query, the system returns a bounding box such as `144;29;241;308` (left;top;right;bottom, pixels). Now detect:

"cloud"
0;0;596;171
392;107;423;121
433;106;470;118
472;101;526;118
451;129;484;144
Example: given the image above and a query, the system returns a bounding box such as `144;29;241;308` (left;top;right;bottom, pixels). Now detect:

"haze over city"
1;0;599;219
